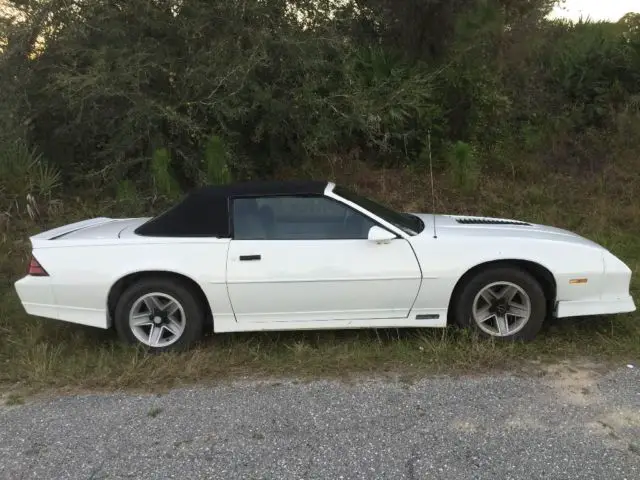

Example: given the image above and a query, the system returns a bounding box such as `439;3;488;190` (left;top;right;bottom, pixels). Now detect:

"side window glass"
233;197;269;240
232;196;376;240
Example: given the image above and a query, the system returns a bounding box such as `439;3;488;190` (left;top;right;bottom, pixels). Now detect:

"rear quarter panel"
30;238;232;328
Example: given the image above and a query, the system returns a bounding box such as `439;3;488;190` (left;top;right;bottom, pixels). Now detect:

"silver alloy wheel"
472;281;532;337
128;292;187;347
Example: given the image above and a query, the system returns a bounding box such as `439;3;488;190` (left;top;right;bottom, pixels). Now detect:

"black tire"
452;266;547;342
114;276;205;352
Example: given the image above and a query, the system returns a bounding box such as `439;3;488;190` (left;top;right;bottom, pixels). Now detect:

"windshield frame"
332;185;424;236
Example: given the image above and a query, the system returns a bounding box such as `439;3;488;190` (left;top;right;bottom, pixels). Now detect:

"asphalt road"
1;362;639;480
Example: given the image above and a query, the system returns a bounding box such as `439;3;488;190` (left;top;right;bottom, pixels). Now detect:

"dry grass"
1;155;639;395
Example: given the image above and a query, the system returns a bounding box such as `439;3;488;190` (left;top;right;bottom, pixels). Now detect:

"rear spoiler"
30;217;114;245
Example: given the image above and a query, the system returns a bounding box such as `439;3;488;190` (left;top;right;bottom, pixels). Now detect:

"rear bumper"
14;275;58;319
556;295;636;318
15;275;109;328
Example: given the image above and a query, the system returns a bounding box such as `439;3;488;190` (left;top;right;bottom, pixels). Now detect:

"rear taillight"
27;255;49;276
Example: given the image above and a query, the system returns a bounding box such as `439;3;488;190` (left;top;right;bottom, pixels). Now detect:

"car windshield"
333;186;424;236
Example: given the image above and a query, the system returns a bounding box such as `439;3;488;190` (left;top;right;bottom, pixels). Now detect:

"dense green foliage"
0;0;639;197
1;1;640;392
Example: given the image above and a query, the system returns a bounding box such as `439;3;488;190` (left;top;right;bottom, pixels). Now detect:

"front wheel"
114;277;205;352
452;267;547;341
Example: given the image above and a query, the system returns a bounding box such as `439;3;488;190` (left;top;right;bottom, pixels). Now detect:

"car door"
225;194;422;324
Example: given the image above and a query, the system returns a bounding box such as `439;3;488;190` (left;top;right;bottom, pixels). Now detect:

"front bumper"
556;295;636;318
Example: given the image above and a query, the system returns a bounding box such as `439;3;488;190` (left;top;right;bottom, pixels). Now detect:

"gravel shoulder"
1;361;639;480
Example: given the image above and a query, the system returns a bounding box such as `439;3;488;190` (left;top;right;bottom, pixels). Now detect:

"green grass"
147;406;163;417
0;159;639;395
0;284;638;395
4;393;25;406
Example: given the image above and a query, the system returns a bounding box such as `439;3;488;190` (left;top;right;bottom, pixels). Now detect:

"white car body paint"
14;183;636;333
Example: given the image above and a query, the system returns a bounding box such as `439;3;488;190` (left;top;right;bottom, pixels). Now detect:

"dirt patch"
504;414;546;430
598;408;640;430
585;408;640;454
451;419;478;432
538;359;610;406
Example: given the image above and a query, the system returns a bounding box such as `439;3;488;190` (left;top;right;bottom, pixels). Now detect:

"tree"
619;12;640;36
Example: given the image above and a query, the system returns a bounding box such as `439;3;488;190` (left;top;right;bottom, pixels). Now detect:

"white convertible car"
14;180;636;351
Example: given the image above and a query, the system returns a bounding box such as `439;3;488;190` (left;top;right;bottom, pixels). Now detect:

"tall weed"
203;135;232;185
150;148;179;198
447;141;479;191
0;138;61;218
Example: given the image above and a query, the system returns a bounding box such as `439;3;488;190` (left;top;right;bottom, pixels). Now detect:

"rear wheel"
114;277;205;352
452;266;547;341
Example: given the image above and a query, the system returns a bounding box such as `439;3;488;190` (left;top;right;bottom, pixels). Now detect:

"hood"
411;213;603;249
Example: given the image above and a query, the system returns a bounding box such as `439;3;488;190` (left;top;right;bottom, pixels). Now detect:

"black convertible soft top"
134;180;327;237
